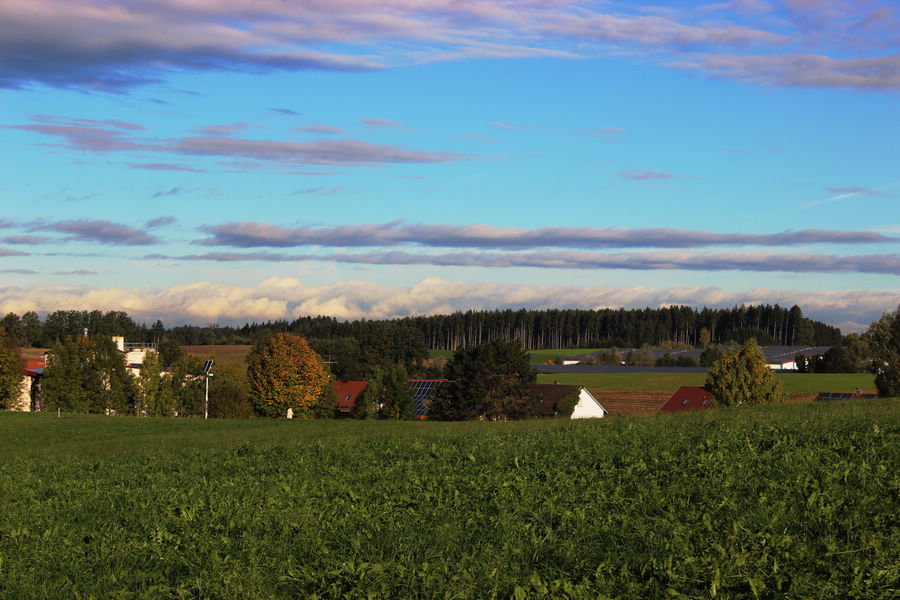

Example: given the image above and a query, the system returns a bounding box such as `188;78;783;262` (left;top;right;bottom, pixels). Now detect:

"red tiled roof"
658;386;713;414
589;390;671;416
334;380;368;413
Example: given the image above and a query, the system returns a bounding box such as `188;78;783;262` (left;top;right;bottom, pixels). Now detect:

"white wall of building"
570;388;607;419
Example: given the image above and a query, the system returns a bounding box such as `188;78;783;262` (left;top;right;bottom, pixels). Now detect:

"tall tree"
0;329;22;409
207;361;253;418
137;350;174;416
247;333;330;418
430;338;538;420
373;365;415;420
93;335;134;414
706;339;788;407
21;311;42;348
865;305;900;397
42;337;92;412
43;335;133;414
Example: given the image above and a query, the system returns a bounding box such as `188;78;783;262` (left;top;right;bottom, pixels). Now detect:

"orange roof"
658;386;713;413
334;380;368;413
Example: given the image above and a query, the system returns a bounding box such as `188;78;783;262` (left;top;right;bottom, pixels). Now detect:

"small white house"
569;387;607;419
535;383;607;419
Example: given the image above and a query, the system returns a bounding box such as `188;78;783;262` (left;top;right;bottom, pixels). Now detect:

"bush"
676;355;699;368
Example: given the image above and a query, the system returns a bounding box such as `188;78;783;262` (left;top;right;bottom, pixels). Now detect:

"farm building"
534;383;607;418
13;350;48;412
111;336;158;376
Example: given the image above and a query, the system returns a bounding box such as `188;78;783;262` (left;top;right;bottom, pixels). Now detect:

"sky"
1;0;898;333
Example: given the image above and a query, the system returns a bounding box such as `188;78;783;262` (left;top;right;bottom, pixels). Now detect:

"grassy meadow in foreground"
0;401;897;599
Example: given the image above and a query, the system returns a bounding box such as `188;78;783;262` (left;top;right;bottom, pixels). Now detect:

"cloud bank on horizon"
1;1;898;332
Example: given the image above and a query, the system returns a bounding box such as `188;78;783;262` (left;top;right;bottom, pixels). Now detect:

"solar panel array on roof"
815;392;878;402
408;379;450;417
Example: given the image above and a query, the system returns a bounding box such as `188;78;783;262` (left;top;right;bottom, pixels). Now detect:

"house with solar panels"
330;379;450;418
409;379;451;418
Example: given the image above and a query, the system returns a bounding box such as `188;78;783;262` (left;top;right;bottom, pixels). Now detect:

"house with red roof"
333;380;368;417
658;386;713;414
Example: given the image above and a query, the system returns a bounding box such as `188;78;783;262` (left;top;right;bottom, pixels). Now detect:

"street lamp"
202;359;214;419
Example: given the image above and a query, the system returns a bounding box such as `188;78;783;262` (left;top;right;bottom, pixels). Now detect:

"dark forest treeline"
2;304;842;352
397;304;842;350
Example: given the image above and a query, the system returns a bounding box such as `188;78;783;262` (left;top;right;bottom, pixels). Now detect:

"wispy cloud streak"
145;249;900;275
9;116;467;167
27;219;158;245
196;221;899;250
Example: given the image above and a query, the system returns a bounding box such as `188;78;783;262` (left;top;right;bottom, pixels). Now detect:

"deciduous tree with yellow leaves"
247;333;331;418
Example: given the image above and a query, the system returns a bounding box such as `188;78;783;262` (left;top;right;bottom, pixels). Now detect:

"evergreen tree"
706;339;788;407
430;339;538;420
376;365;415;420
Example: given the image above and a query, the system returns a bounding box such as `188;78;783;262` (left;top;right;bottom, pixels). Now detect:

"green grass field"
528;348;603;364
1;401;897;599
537;371;877;393
181;345;254;365
432;348;602;364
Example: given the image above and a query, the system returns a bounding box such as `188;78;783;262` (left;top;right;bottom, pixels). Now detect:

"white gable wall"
570;387;606;419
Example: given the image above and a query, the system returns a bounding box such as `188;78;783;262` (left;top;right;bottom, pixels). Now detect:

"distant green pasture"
431;348;601;363
537;371;877;393
528;348;602;364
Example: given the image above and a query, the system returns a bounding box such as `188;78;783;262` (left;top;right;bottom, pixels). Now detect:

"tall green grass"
1;401;897;598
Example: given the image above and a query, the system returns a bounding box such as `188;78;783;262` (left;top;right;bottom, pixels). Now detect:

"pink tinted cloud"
620;169;677;181
0;0;894;92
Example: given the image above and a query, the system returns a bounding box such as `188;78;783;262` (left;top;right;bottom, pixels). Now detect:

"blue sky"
1;0;898;332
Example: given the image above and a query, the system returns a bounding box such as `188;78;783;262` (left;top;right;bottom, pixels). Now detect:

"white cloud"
1;277;896;332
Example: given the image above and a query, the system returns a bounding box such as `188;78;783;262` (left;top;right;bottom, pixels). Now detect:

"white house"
535;383;608;419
